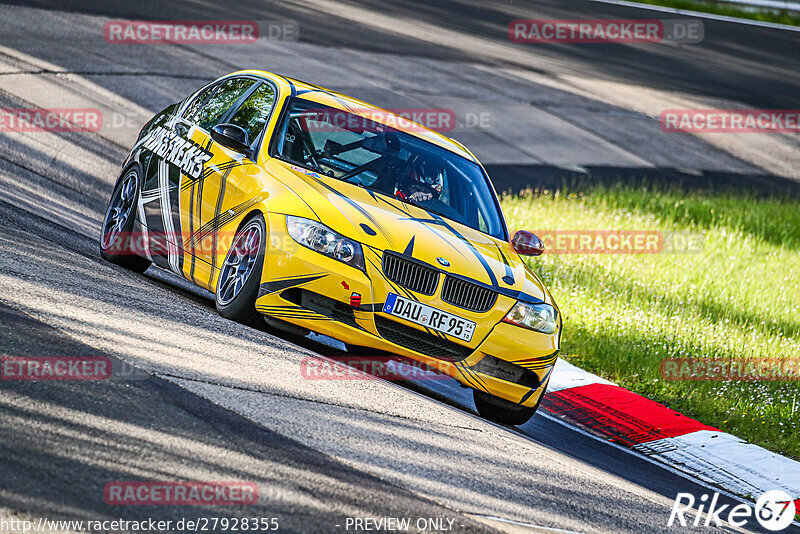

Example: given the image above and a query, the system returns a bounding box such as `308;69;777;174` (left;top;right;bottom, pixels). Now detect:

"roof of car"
261;72;477;162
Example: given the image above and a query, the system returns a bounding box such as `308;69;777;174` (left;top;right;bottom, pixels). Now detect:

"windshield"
273;98;507;240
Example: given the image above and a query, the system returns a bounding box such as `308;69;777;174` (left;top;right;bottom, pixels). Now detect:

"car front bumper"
255;213;559;407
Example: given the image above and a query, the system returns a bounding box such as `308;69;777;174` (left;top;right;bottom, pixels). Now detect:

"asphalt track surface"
0;1;797;533
8;0;800;109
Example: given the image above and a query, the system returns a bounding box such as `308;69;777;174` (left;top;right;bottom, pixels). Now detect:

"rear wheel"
215;214;266;328
100;168;151;273
473;388;544;426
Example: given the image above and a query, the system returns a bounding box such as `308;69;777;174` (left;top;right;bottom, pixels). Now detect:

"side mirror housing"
512;230;544;256
211;123;251;153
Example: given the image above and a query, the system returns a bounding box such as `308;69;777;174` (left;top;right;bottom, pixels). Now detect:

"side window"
191;78;256;131
227;83;276;146
180;82;218;121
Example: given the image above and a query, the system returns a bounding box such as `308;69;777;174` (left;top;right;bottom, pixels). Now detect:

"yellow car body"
107;70;561;416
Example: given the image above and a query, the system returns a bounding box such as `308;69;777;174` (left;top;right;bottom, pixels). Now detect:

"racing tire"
473;387;545;426
215;214;267;328
100;167;151;273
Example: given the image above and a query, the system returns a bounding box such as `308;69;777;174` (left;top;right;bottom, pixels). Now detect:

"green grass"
629;0;800;26
501;184;800;459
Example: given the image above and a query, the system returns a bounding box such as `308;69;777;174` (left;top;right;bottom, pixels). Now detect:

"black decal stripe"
186;196;262;249
273;179;323;222
454;365;484;392
208;167;230;283
256;308;331;320
256;308;321;317
496;244;514;284
187;175;197;283
397;216;467;260
519;388;536;405
403;236;415;256
257;306;320;317
181;175;202;191
460;365;489;392
430;213;497;286
168;165;184;273
365;191;413;217
466;367;489;390
515;351;559;368
519;364;554;371
520;368;553;404
261;313;330;321
257;274;327;297
311;179;392;244
197;159;242;183
195;160;205;255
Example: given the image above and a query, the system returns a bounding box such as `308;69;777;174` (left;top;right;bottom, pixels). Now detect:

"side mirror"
512;230;544;256
211;123;251;153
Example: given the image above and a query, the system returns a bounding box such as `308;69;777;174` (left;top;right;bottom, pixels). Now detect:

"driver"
394;153;444;203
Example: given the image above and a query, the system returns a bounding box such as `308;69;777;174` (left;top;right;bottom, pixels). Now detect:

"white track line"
543;359;800;529
588;0;800;32
538;411;797;531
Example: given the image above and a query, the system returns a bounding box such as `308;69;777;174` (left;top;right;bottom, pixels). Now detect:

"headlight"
286;215;365;271
502;301;558;334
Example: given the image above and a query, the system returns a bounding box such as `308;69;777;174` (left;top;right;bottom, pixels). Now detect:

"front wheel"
473;388;544;426
215;214;267;328
100;168;151;273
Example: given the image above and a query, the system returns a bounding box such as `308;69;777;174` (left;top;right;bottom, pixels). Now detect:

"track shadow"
0;304;501;533
1;0;799;110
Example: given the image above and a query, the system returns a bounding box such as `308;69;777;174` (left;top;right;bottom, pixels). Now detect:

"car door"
178;77;277;291
136;76;260;287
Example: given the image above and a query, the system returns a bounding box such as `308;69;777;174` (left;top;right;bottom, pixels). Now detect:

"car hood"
269;161;550;304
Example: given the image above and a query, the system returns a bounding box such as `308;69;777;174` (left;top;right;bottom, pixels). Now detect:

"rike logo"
669;491;796;531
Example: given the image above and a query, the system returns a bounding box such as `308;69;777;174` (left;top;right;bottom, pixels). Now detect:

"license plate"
382;293;476;342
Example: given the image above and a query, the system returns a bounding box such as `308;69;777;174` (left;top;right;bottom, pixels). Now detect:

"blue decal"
383;293;398;313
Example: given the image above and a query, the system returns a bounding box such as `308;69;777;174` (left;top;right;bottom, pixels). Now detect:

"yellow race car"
100;70;561;425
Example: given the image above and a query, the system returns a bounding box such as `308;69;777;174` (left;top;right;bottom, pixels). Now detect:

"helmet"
405;152;444;193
